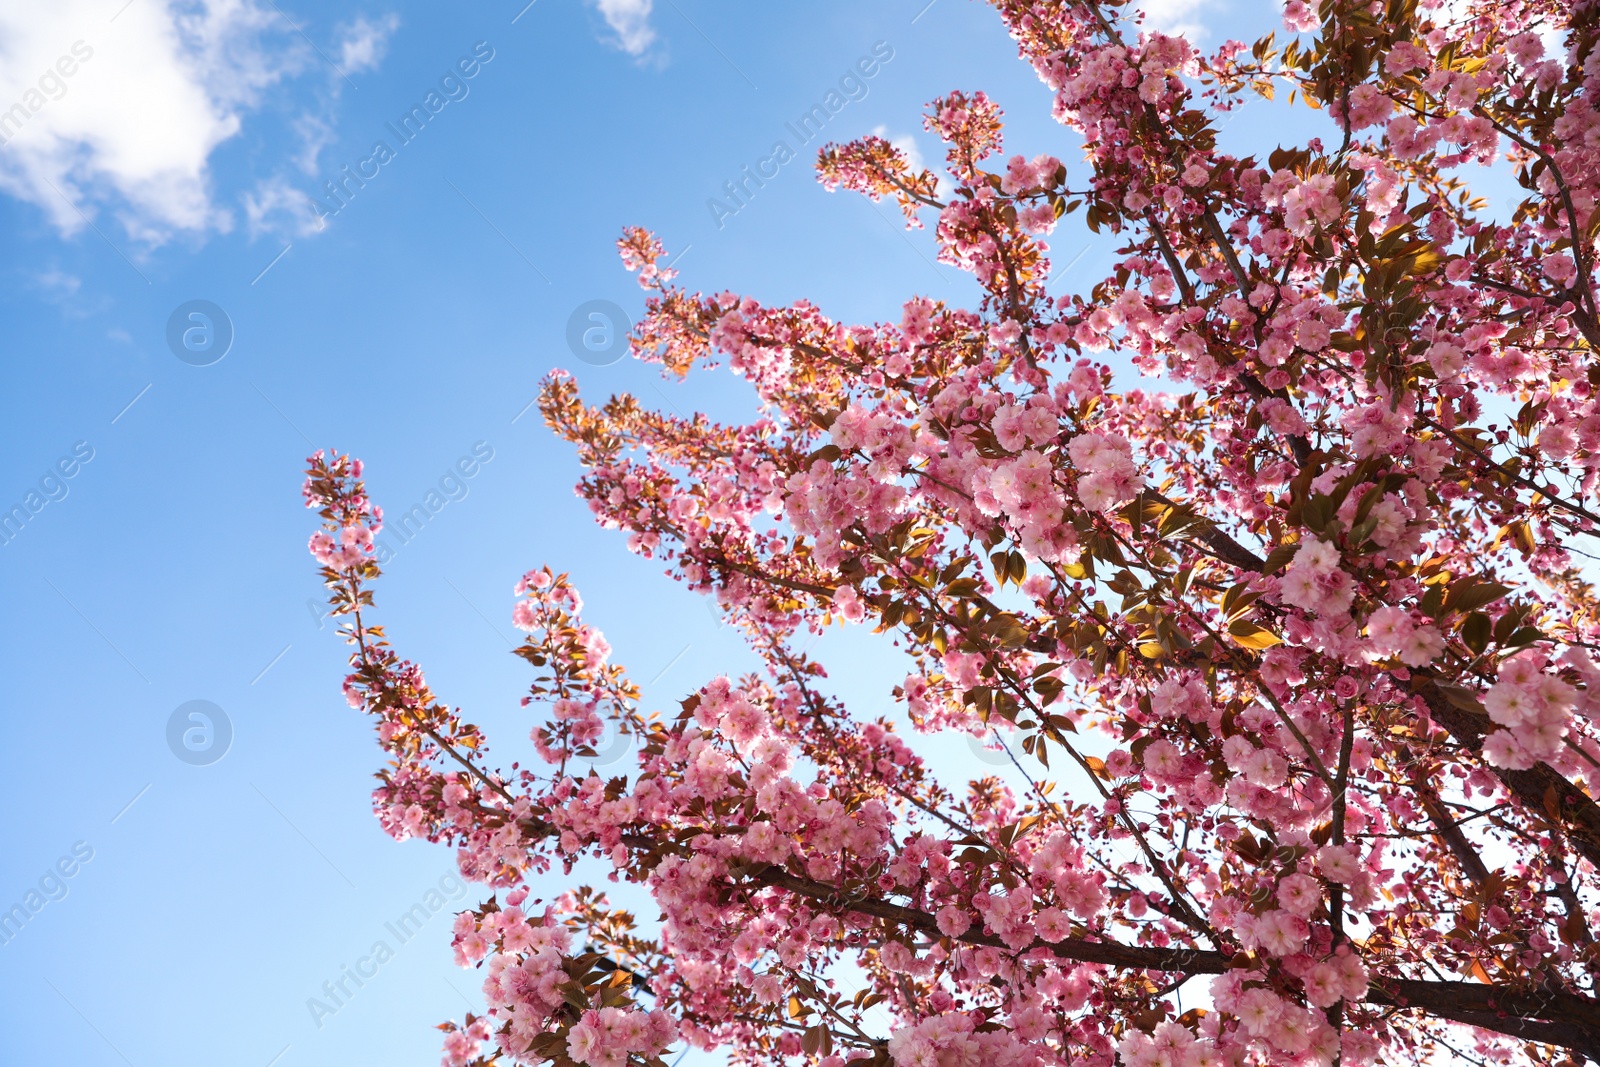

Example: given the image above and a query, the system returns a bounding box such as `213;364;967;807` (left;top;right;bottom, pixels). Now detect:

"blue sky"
0;0;1340;1064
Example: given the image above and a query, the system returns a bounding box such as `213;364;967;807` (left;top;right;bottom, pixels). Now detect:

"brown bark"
1412;678;1600;872
744;864;1600;1060
1141;491;1600;872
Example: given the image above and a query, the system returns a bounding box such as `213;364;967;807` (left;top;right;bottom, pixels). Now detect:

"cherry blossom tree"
306;0;1600;1064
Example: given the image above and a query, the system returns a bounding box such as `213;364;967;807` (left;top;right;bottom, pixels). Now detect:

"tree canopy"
306;1;1600;1064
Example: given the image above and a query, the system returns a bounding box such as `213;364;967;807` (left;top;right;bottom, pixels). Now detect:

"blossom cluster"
306;1;1600;1065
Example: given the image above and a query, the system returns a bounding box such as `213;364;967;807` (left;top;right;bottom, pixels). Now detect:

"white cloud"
291;111;334;175
591;0;654;57
0;0;294;242
0;2;398;246
337;13;399;75
248;16;399;239
241;173;323;238
36;267;80;295
30;266;108;315
1136;0;1220;42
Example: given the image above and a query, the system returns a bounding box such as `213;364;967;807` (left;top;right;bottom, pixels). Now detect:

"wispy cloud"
30;266;109;316
246;15;400;239
337;13;400;75
241;174;324;239
290;112;335;176
591;0;655;57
